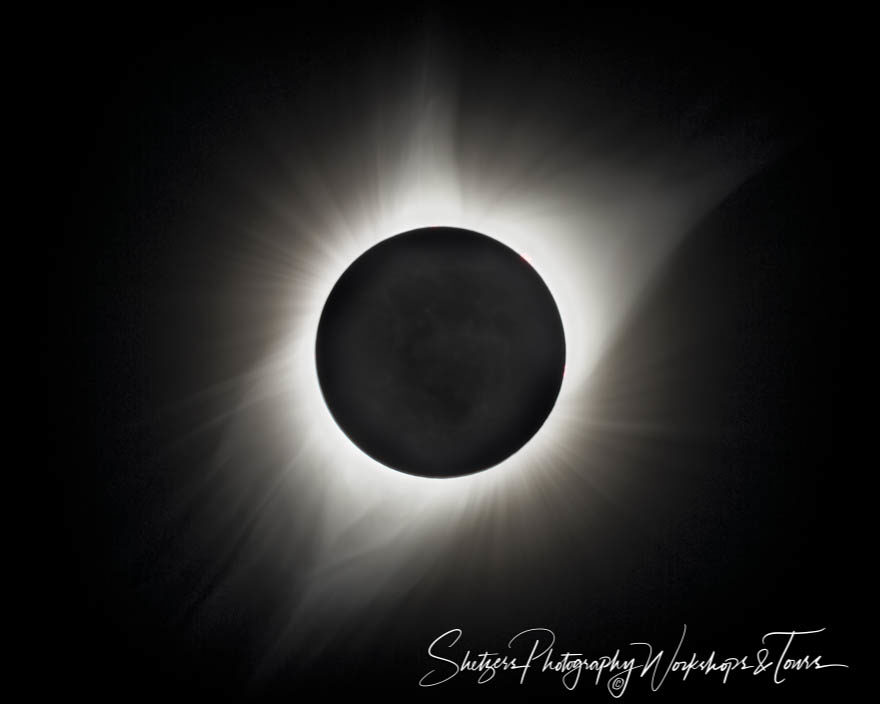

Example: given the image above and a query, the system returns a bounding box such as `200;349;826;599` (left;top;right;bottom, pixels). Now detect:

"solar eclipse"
58;8;852;698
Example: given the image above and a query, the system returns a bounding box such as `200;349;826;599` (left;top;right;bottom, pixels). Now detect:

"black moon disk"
315;226;566;478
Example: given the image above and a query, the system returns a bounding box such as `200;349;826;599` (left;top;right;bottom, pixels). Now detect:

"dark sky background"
48;6;861;701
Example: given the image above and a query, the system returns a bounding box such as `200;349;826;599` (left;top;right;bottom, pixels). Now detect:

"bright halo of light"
246;157;745;546
268;202;596;527
211;54;773;629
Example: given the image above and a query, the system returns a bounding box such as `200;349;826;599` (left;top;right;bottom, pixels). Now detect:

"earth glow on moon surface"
315;226;566;478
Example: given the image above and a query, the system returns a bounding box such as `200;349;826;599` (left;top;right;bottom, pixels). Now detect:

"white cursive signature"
419;625;848;695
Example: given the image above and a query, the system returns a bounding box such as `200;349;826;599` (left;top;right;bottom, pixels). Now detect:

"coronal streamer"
172;39;777;676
